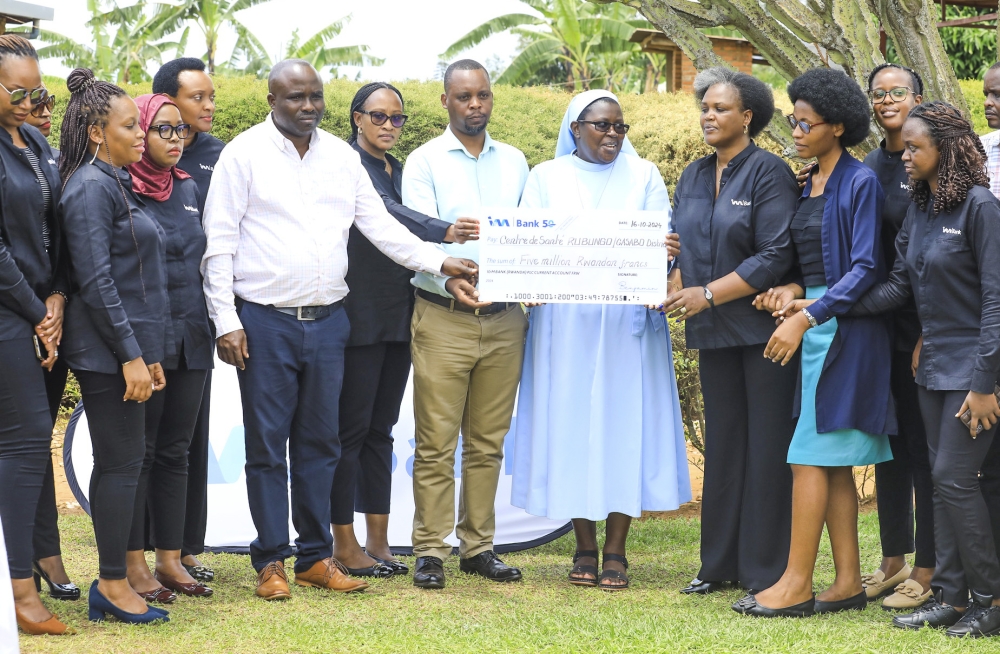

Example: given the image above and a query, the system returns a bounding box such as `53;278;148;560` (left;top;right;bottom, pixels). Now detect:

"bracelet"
122;359;134;367
801;308;818;328
49;290;69;304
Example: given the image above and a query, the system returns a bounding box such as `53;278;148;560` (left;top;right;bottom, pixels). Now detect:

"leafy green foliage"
886;6;997;83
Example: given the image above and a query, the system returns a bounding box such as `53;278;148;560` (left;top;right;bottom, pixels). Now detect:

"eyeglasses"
30;94;54;117
870;87;913;104
359;110;408;128
786;114;827;134
578;120;630;135
148;123;192;140
0;81;46;106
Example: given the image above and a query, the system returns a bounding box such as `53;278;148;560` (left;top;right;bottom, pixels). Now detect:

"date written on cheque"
508;293;648;302
618;218;662;229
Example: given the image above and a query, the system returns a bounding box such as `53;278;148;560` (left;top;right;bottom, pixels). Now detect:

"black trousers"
129;366;208;552
874;351;935;567
330;341;409;525
0;338;54;579
32;357;68;561
74;369;146;580
697;344;797;590
181;374;211;557
237;301;348;572
919;387;1000;605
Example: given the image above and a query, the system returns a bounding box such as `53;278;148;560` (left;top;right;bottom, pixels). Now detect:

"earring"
89;144;99;164
743;124;749;135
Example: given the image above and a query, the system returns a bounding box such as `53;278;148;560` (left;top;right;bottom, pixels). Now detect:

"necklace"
574;154;617;209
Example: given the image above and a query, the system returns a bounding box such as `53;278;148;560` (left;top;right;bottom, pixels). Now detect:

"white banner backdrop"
65;356;570;554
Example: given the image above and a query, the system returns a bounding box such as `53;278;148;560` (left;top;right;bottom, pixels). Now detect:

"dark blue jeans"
237;301;348;572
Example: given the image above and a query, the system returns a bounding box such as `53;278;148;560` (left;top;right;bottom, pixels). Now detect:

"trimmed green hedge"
41;75;991;194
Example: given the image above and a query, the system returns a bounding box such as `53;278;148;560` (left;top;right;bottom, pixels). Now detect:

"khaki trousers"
409;296;527;560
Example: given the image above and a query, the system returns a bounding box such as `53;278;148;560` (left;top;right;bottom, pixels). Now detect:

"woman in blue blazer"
736;68;894;618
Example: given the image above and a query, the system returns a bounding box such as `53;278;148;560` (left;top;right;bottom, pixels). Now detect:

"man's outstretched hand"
441;257;478;278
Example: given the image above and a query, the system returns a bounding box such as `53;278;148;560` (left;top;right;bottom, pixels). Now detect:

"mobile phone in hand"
959;384;1000;438
33;335;44;361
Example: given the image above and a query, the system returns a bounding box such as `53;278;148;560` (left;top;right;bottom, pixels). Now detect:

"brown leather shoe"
136;586;177;604
255;561;291;601
155;571;214;597
294;558;369;593
15;607;74;635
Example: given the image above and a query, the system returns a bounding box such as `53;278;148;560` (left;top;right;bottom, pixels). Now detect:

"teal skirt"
786;286;893;467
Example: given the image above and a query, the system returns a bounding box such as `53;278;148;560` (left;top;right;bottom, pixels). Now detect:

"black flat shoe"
946;591;1000;638
568;550;599;587
182;563;214;583
344;562;395;578
815;590;867;614
32;561;80;601
598;553;629;592
459;551;522;582
680;578;729;595
732;593;757;612
735;594;816;618
369;555;409;576
892;596;964;630
413;556;445;589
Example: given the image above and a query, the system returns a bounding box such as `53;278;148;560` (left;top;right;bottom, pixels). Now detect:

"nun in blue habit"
509;90;691;591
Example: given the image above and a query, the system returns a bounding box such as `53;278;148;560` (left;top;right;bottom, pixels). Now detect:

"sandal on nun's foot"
599;553;629;592
568;550;599;587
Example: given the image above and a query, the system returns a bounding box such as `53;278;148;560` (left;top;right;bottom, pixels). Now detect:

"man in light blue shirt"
402;60;529;589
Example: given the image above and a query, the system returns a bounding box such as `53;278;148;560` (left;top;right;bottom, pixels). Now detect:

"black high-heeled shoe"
33;561;81;601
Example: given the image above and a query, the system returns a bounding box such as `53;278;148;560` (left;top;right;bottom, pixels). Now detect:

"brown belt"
416;289;515;316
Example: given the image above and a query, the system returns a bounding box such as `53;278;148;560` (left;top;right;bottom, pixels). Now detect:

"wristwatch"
703;286;715;308
801;308;819;328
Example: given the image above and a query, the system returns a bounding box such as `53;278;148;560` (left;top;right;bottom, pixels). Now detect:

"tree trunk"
594;0;968;152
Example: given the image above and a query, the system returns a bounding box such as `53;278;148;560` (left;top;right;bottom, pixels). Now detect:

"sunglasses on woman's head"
359;110;408;128
0;81;46;106
578;120;630;135
30;94;54;117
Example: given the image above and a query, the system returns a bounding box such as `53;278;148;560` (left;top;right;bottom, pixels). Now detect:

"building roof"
0;0;53;23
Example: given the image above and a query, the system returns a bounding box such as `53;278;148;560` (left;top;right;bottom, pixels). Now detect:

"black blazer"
60;160;172;374
0;124;67;341
146;177;213;370
344;142;451;347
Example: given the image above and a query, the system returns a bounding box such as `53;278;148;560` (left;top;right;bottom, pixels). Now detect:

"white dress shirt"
982;130;1000;199
201;115;448;337
402;126;529;297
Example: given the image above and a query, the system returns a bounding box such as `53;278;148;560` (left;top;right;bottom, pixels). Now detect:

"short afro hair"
444;59;488;93
788;68;871;147
693;66;775;137
152;57;207;97
867;63;923;96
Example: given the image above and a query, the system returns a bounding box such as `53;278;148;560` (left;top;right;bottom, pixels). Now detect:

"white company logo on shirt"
184;205;199;212
731;199;751;206
900;182;911;191
943;226;962;235
47;158;56;166
199;163;214;171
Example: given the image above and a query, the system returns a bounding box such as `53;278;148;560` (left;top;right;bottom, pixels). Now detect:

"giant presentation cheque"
478;208;670;305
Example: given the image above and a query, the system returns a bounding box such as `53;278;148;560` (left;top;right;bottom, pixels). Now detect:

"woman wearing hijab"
510;89;691;591
121;94;214;601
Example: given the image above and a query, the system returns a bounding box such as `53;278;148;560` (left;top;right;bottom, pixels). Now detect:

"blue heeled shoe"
88;581;169;624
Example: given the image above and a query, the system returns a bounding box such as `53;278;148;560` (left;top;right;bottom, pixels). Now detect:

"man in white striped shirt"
201;60;475;600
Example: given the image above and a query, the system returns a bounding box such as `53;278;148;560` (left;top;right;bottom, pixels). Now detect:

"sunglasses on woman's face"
578;120;630;135
148;123;192;140
786;114;827;134
30;94;54;117
0;81;46;106
359;110;408;128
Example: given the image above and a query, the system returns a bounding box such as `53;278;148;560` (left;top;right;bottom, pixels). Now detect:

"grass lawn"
17;511;997;653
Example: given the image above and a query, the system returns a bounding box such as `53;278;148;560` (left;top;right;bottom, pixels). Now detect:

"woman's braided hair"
0;34;38;63
907;101;988;215
59;68;147;298
348;82;404;144
58;68;128;187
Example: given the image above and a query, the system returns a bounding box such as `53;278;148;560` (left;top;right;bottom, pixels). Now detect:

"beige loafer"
862;563;911;599
881;579;933;611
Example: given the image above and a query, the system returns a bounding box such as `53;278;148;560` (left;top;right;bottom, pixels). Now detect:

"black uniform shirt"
864;143;921;352
345;142;451;347
60;160;172;374
851;185;1000;393
144;177;213;370
178;132;225;216
790;195;827;287
673;142;799;349
0;125;66;341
